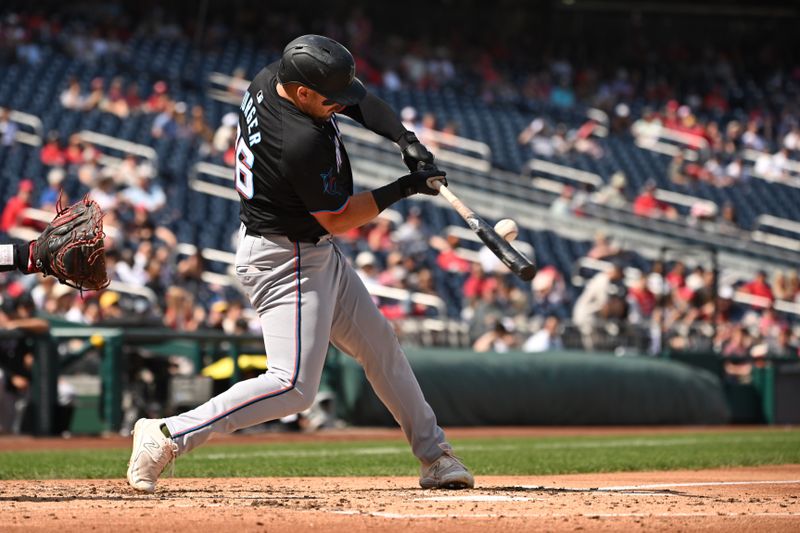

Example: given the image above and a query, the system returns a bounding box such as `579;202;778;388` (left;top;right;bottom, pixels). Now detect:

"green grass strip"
1;429;798;480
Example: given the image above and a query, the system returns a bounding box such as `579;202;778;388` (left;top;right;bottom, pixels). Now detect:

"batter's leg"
163;236;339;454
329;245;446;465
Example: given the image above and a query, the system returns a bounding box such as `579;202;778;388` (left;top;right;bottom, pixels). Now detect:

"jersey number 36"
235;131;255;199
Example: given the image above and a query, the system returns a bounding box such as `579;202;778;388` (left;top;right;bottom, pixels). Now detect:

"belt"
245;228;325;244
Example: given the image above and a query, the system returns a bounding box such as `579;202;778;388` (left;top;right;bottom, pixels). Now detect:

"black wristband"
396;131;419;150
14;242;30;273
372;180;406;212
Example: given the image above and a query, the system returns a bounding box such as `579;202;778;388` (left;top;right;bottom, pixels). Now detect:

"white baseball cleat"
419;443;475;489
127;418;177;493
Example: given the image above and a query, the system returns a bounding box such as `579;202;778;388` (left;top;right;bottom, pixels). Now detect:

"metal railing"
8;109;44;146
77;130;158;164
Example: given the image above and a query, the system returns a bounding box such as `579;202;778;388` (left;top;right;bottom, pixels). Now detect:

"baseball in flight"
494;218;519;242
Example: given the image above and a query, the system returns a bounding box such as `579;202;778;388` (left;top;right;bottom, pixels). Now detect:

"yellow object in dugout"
202;355;268;380
89;334;105;347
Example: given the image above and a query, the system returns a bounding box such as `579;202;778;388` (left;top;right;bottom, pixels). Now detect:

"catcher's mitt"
33;194;109;291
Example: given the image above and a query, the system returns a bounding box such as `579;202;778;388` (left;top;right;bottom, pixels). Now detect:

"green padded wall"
334;349;730;426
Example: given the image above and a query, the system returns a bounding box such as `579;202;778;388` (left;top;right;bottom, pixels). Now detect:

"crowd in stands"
0;2;798;426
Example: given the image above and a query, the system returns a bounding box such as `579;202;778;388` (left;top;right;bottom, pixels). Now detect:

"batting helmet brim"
319;76;366;106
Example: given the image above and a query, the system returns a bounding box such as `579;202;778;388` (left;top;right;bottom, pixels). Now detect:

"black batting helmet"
278;34;366;106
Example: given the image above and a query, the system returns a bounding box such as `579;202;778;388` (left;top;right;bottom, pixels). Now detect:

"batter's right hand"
398;168;447;197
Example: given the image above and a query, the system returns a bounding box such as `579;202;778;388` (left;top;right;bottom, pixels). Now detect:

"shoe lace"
165;441;178;479
437;443;465;465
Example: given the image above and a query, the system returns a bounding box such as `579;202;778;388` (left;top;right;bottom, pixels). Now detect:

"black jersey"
236;61;354;241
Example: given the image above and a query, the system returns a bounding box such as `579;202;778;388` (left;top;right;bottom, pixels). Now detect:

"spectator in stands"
0;299;48;434
151;101;177;138
741;270;774;306
572;261;627;329
163;286;204;331
722;325;753;383
723;157;745;186
172;102;193;139
530;265;568;319
785;270;799;302
59;77;85;110
213;112;238;157
587;231;620;260
549;185;574;217
99;291;124;322
667;153;687;185
571;119;604;159
366;217;394;253
145;81;170;114
0;107;18;147
400;106;419;132
632;181;678;219
1;179;34;233
741;119;765;151
89;175;119;211
627;271;656;322
522;315;562;352
205;300;228;331
393;206;428;258
100;77;130;118
377;250;408;287
772;271;790;301
125;83;142;113
190;105;214;154
472;318;518;353
354;251;380;289
120;168;166;213
518;118;555;158
433;234;471;274
466;278;507;341
39;167;66;210
418;112;439;149
40;131;65;166
463;262;490;304
83;77;105;111
592;171;628;208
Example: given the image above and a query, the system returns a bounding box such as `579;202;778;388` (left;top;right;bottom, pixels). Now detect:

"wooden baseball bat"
432;181;537;281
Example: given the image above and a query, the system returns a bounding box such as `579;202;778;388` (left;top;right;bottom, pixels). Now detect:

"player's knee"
288;383;317;412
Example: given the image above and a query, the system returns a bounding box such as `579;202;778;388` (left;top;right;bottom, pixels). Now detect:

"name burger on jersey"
233;89;262;199
241;89;262;147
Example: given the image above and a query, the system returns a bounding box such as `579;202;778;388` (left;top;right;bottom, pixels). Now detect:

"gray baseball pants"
164;224;448;464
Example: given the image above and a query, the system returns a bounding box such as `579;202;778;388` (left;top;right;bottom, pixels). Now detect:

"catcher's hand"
33;194;109;291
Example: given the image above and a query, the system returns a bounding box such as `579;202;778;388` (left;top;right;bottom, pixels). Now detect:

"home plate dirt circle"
2;466;799;532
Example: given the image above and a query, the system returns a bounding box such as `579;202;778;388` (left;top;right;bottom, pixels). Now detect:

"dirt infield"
2;466;799;532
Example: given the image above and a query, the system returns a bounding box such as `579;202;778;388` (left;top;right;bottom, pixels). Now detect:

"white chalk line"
596;479;800;491
198;434;799;460
332;510;800;520
414;495;538;502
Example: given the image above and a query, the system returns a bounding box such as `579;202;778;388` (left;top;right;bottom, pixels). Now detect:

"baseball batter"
127;34;474;492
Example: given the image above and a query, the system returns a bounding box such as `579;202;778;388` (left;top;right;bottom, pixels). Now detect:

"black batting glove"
397;131;435;172
398;168;447;196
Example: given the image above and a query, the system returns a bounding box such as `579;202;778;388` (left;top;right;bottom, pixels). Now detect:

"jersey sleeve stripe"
308;196;351;215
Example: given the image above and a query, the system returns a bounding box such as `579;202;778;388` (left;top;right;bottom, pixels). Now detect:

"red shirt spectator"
1;180;34;232
40;133;65;166
633;190;667;217
463;263;496;301
741;271;774;305
437;249;470;273
436;235;470;273
628;279;656;317
633;182;676;219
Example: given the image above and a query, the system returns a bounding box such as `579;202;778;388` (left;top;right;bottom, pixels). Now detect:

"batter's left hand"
398;132;435;172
